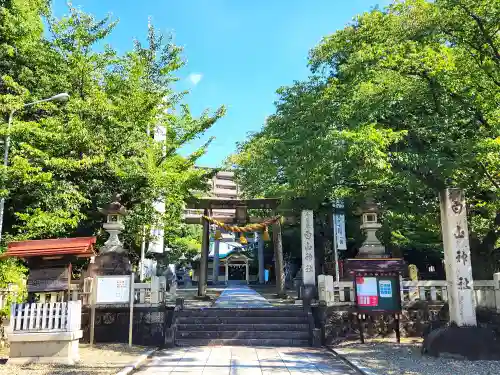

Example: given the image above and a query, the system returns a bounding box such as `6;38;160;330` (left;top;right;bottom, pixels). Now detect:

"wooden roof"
1;237;97;259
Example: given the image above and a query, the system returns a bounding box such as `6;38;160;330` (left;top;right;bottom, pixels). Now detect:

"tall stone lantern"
99;195;127;253
84;194;132;277
356;200;387;258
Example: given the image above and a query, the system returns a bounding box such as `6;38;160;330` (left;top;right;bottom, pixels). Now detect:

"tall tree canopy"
0;1;224;273
230;0;499;277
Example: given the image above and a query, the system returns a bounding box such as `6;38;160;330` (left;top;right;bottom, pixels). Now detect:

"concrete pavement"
133;346;361;374
213;285;273;308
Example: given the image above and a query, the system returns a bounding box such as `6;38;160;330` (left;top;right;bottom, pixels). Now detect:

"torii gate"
184;198;289;297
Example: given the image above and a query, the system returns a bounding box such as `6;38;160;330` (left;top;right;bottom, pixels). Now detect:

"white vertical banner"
333;199;347;250
148;199;165;254
148;125;167;254
301;210;316;286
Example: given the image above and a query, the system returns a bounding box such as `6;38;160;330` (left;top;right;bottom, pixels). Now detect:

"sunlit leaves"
231;0;499;276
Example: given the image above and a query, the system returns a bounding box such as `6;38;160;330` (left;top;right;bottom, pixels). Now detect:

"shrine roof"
1;237;97;259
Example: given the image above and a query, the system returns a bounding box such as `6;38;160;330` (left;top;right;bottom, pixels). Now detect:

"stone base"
356;249;388;258
302;284;316;309
8;330;82;365
422;326;500;360
83;252;132;279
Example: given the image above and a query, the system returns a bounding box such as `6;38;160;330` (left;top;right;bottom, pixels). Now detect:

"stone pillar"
301;210;316;302
494;273;500;314
439;188;476;326
197;208;210;297
256;231;265;284
212;239;220;285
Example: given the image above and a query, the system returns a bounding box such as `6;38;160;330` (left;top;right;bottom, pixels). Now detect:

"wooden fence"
9;300;81;333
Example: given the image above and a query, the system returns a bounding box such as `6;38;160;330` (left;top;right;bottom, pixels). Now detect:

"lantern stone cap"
98;193;127;216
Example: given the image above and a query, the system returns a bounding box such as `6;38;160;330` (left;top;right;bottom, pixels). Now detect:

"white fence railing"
5;275;171;307
318;274;500;312
9;300;82;333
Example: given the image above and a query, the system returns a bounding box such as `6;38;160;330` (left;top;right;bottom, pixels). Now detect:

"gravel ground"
333;339;500;375
0;343;152;375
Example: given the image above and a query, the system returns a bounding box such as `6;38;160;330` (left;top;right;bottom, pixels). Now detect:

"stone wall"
313;302;500;345
80;306;174;347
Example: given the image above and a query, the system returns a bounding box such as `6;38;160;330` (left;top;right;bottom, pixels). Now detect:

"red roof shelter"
1;237;97;259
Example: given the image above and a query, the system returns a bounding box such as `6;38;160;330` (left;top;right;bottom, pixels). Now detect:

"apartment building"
184;170;241;220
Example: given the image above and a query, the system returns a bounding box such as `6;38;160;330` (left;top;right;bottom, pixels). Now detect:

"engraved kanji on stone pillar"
301;210;316;286
439;188;477;326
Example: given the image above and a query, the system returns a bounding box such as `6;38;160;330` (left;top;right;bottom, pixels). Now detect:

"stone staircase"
174;307;311;347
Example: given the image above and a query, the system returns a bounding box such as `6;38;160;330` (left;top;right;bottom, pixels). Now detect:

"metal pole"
140;226;146;281
128;273;135;347
332;202;340;283
140;124;150;282
0;110;15;244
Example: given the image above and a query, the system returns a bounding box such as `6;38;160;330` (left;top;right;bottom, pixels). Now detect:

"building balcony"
215;172;235;181
214;188;238;198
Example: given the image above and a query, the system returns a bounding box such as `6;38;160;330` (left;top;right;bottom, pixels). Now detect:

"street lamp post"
0;93;70;243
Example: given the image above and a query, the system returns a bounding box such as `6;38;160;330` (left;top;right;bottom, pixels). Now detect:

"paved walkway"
135;346;361;374
213;285;273;308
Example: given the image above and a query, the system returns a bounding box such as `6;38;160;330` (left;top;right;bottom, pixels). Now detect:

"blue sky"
52;0;390;167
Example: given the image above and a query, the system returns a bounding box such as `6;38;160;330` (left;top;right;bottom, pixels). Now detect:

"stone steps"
176;323;310;331
177;330;310;339
178;308;307;317
174;307;311;347
175;338;311;347
176;316;307;324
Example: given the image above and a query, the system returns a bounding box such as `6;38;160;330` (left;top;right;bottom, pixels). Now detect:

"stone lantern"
83;193;132;277
356;199;387;258
98;194;127;253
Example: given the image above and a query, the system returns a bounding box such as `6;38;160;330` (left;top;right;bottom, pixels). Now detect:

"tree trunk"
273;220;286;297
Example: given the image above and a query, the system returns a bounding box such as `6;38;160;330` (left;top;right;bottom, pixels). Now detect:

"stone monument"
356;200;387;258
84;194;132;277
422;188;500;360
439;188;476;326
301;210;316;305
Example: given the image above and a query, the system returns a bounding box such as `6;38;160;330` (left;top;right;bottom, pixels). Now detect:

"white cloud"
188;73;203;86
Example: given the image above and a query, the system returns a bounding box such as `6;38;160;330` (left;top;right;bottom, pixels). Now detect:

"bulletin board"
354;275;402;314
344;258;406;344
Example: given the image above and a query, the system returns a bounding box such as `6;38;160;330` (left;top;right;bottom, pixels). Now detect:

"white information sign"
96;276;131;304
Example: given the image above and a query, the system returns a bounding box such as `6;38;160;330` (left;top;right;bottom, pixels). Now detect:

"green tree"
231;0;499;278
1;4;224;273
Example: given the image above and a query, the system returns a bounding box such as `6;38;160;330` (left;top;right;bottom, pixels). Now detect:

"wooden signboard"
344;258;406;344
27;266;71;292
